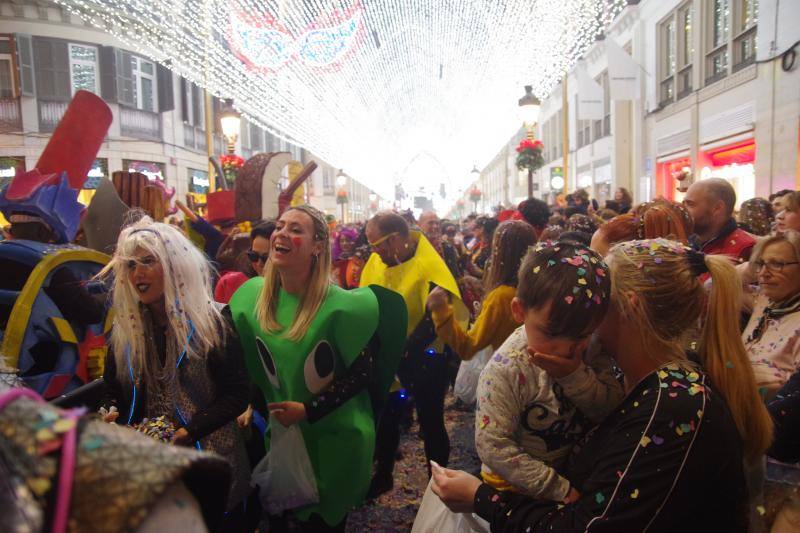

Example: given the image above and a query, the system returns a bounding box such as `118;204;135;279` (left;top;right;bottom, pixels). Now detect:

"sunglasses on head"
247;250;269;263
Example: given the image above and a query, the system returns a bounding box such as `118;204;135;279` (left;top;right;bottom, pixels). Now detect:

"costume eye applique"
256;337;280;390
304;340;336;394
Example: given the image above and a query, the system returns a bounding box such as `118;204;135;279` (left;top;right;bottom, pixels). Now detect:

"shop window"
188;168;209;194
0;156;25;188
123;159;165;181
699;140;756;208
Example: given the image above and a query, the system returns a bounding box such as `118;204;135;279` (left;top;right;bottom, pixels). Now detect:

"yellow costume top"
360;231;468;337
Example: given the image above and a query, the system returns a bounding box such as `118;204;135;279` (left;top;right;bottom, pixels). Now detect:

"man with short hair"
517;198;550;239
418;211;461;278
683;178;756;263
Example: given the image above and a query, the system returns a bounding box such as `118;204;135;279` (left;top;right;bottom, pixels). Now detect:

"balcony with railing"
183;122;210;152
120;106;161;140
38;100;69;132
0;97;22;132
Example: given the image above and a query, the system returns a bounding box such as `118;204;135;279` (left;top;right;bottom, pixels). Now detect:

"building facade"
477;0;799;209
0;0;382;220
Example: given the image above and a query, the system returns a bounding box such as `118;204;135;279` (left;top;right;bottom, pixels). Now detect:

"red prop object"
207;190;236;224
36;91;113;190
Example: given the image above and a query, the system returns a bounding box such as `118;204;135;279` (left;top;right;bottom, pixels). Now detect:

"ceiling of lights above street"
54;0;625;198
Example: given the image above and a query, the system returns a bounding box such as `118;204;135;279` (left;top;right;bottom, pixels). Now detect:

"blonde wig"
100;216;225;385
256;205;331;341
608;239;773;462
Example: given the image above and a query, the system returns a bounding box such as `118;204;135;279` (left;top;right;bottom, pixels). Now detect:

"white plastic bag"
251;415;319;515
412;479;489;533
453;346;494;405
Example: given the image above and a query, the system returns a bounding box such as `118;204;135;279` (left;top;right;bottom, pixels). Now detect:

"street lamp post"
219;105;241;155
518;85;541;199
468;166;480;213
336;170;347;223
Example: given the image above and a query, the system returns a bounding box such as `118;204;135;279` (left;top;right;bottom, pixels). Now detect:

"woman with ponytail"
427;238;771;532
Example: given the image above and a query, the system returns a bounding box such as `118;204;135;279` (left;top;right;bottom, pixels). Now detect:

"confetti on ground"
346;393;480;532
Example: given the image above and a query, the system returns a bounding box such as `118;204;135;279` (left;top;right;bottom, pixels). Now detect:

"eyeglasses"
754;260;800;273
125;256;159;271
368;231;398;248
247;250;269;263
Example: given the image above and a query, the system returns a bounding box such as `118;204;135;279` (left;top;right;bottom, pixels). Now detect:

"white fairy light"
53;0;625;198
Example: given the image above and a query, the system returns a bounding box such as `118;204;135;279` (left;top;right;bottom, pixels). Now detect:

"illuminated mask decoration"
228;4;363;71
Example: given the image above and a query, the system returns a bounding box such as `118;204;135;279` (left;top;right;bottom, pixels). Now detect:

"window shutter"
14;34;35;96
99;46;117;102
156;64;173;112
180;78;189;122
192;84;202;128
212;95;221;133
33;37;69;101
115;48;135;106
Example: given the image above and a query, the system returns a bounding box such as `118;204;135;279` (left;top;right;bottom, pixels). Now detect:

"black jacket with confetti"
473;363;748;532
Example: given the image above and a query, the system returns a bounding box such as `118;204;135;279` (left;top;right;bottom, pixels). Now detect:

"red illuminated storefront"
698;138;756;204
655;155;691;200
654;138;756;202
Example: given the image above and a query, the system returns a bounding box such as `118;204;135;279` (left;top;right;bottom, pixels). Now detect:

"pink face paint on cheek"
291;237;302;248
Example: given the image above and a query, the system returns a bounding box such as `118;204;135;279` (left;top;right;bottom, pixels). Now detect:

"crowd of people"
2;177;800;532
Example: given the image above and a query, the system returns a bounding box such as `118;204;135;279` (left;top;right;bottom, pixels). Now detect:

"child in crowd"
475;241;624;502
413;241;623;532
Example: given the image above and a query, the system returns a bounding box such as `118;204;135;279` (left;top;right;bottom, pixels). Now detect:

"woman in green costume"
229;205;406;532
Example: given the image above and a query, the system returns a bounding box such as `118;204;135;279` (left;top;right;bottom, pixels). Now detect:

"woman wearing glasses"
743;229;800;400
214;220;276;303
100;217;251;519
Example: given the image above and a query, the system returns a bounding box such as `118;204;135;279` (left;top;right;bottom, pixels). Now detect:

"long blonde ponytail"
700;255;773;462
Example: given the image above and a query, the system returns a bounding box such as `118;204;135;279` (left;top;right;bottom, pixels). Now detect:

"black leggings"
375;350;450;477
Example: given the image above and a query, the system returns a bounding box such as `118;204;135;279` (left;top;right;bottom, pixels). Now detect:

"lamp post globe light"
219;105;241;155
518;85;541;139
518;85;541;199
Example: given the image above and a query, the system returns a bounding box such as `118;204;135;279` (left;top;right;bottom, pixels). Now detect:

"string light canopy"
52;0;625;199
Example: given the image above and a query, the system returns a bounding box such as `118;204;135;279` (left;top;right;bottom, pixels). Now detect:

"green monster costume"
229;278;407;526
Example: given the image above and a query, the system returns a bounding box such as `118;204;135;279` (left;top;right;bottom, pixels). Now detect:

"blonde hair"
100;216;225;385
608;239;772;462
751;230;800;264
256;205;331;341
